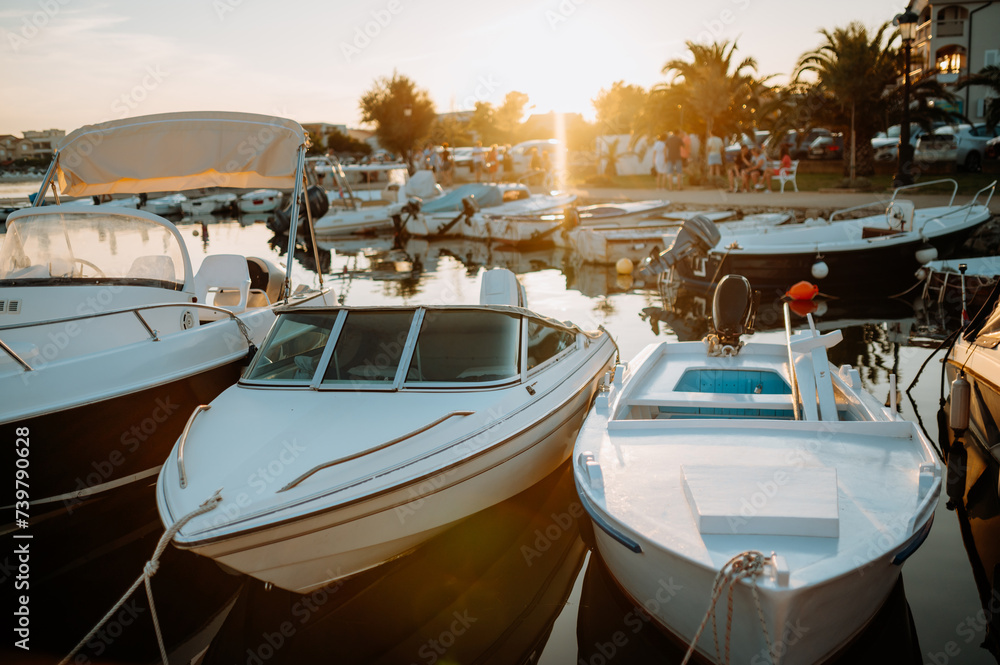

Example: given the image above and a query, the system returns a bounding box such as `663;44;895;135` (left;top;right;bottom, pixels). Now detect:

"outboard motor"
711;274;758;347
270;184;330;235
639;214;721;277
390;196;423;236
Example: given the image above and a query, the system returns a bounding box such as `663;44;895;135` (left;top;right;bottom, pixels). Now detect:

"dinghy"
573;274;941;664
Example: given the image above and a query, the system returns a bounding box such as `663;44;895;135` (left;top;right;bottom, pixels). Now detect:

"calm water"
2;210;997;665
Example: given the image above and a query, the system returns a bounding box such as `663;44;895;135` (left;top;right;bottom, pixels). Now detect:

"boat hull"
587;501;907;665
166;352;610;592
673;218;986;297
2;361;244;508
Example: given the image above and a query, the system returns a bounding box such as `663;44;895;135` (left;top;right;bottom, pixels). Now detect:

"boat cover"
420;184;503;213
54;111;307;196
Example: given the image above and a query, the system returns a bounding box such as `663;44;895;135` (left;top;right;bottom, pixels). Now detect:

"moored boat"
157;268;617;592
573;275;942;664
181;192;238;216
642;180;996;297
238;188;283;213
0;111;316;506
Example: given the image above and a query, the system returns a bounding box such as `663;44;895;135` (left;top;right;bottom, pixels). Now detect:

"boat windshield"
243;308;527;388
0;212;187;289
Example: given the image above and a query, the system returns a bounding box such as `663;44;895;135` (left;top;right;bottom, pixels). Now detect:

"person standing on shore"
706;133;723;177
652;134;667;189
665;130;683;191
472;141;485;183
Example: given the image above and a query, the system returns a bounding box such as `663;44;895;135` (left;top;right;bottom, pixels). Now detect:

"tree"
795;22;956;180
359;71;436;165
469;101;499;145
592;81;647;135
494;91;530;143
429;116;473;147
957;65;1000;130
326;129;372;156
655;41;765;169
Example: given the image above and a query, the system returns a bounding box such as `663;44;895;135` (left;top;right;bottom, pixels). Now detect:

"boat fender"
810;260;829;280
950;374;970;432
615;258;633;275
915;242;938;265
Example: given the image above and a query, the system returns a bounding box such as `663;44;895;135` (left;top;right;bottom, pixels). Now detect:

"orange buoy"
786;281;819;301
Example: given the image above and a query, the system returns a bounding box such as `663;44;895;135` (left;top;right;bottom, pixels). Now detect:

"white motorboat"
181;192;238;216
642;179;996;297
143;192;188;215
0;111;316;507
157;269;617;592
403;183;576;239
574;275;941;664
311;162;445;236
238;189;283;213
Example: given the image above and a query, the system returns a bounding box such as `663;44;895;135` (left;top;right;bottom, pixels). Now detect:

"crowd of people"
652;129;793;193
410;141;554;185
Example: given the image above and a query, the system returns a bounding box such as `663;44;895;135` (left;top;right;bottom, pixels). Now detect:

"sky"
0;0;910;136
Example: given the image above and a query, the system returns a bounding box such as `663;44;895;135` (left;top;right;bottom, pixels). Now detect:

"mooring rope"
681;550;773;665
58;489;224;665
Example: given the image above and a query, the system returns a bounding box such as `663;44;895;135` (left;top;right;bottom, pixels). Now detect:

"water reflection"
0;482;241;663
201;462;586;665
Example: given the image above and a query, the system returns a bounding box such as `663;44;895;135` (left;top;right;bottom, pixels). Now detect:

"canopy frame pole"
303;172;324;289
32;156;59;207
282;144;307;301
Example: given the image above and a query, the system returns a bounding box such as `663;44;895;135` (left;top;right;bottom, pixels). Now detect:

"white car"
871;123;934;162
508;139;563;175
915;123;999;172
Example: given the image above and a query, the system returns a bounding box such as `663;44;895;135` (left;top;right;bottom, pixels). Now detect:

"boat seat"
195;254;251;321
127;255;176;281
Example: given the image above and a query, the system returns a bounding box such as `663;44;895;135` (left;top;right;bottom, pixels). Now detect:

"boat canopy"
421;184;503;214
52;111;307;197
242;306;582;388
0;206;191;290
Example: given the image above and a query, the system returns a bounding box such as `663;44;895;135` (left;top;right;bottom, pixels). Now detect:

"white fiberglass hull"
238;190;282;213
159;333;614;592
573;339;941;664
312;205;394;235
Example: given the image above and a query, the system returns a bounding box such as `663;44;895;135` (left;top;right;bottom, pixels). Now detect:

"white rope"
681;550;773;665
59;489;224;665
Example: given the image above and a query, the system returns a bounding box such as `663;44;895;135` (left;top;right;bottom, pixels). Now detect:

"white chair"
194;254;250;321
775;160;799;193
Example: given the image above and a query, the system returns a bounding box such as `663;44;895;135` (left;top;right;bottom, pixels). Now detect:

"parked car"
986;135;1000;160
765;128;832;159
871;123;936;162
723;131;770;162
508;139;563;175
915;123;999;172
808;134;845;160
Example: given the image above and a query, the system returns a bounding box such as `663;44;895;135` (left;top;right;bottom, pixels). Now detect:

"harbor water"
1;200;998;665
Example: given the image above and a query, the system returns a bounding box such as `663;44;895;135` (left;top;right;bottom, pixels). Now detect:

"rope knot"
144;559;160;578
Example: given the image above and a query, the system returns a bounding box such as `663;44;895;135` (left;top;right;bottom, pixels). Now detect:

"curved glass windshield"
0;212;186;289
322;310;414;385
244;312;339;382
406;310;520;384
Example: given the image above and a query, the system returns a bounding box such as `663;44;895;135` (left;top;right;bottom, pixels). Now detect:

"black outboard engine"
639;214;722;277
711;274;758;347
270;184;330;235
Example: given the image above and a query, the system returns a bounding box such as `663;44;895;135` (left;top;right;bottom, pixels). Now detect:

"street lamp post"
893;8;919;188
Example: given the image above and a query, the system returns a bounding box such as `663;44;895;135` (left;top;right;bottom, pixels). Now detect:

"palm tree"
795;22;900;182
794;22;955;182
957;65;1000;130
662;41;761;141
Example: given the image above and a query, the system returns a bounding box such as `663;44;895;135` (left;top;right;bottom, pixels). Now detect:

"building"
0;129;65;162
911;1;999;121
